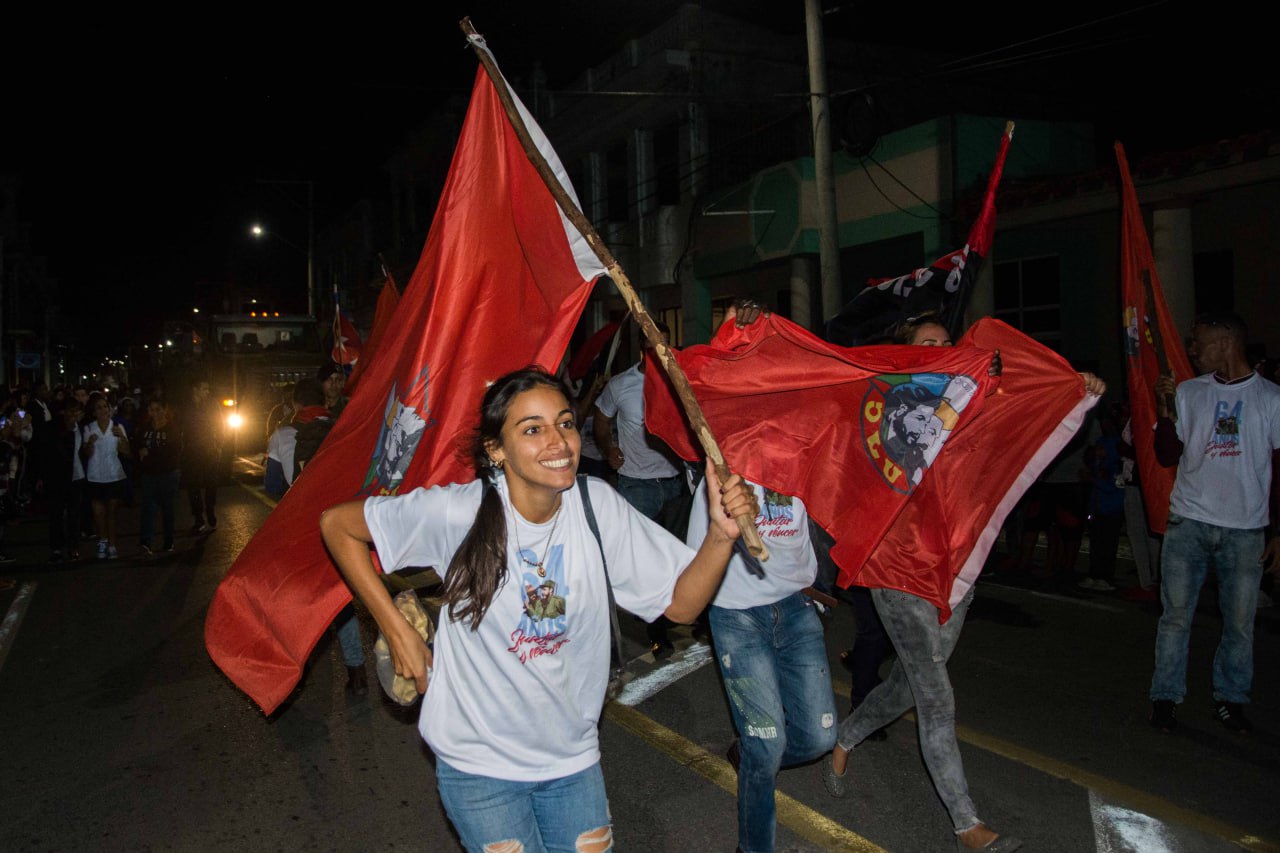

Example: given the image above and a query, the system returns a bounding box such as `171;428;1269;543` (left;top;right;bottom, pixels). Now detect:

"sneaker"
190;522;203;534
0;554;15;565
139;545;154;557
1077;578;1100;591
1092;579;1117;592
97;539;108;560
197;524;212;534
1150;700;1178;732
107;545;119;561
1215;702;1253;734
48;550;65;565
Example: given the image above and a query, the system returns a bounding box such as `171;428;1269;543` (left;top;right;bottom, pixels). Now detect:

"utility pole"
804;0;843;325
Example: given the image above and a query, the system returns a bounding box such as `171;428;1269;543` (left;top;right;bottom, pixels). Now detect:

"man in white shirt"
1149;312;1280;735
593;321;686;656
592;322;683;518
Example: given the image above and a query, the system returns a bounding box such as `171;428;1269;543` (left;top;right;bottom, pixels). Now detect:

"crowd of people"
309;301;1280;853
0;378;230;566
6;302;1275;853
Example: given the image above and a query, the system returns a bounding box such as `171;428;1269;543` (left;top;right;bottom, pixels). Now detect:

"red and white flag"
1116;143;1192;534
644;314;1095;620
331;303;363;367
205;38;606;714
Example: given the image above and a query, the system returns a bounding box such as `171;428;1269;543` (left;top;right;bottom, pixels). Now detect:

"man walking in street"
180;379;222;533
1150;312;1280;735
593;321;687;656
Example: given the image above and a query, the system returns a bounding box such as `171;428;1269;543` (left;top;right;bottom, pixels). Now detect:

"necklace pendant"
537;564;546;577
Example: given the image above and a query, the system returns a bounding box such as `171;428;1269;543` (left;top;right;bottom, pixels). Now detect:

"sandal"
956;825;1022;852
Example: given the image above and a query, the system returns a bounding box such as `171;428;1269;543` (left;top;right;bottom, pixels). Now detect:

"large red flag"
860;319;1098;617
343;275;400;397
644;314;1094;620
1116;143;1193;534
205;41;606;714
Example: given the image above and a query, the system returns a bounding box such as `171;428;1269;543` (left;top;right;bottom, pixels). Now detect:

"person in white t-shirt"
320;368;757;852
687;475;836;853
594;321;688;657
1149;312;1280;735
80;394;130;561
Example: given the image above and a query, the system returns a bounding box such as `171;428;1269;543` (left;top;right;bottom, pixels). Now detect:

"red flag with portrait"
205;40;606;714
645;314;1094;620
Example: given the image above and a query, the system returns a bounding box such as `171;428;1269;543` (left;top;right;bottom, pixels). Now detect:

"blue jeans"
616;474;683;520
1150;513;1264;705
710;593;837;853
837;587;978;834
435;760;612;853
139;470;180;549
335;606;364;668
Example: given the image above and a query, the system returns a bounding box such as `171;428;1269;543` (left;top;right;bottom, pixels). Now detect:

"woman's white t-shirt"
363;475;694;782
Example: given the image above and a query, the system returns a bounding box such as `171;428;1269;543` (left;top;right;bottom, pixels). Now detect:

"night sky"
3;2;1272;357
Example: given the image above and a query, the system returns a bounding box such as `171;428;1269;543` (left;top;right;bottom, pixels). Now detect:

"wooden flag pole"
460;19;767;559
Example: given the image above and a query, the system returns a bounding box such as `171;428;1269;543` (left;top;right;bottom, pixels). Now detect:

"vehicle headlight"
227;413;244;429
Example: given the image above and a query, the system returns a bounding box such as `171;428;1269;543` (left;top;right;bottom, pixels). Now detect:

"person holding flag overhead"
821;315;1103;852
320;368;757;852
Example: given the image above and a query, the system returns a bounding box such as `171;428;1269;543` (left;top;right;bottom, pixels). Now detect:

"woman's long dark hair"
441;367;573;630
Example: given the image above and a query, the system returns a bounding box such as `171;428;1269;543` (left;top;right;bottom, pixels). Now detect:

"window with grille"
993;256;1062;347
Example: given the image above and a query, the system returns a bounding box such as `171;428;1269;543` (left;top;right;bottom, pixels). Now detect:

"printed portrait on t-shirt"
1206;398;1243;458
507;543;570;662
757;489;799;539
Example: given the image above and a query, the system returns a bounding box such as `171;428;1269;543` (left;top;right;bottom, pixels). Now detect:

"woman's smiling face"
487;385;581;506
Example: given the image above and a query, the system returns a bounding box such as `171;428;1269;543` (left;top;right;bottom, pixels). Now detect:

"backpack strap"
579;474;625;682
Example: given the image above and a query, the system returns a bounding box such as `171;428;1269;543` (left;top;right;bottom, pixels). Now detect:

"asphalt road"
0;459;1275;852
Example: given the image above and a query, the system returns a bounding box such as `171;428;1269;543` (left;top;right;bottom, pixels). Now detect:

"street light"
249;221;313;315
253;177;315;318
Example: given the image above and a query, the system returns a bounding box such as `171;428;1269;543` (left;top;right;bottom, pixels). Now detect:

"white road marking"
1091;789;1184;852
0;581;37;673
613;640;713;706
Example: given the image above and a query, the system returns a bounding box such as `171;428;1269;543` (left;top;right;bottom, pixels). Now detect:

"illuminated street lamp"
249;222;314;316
251;178;315;317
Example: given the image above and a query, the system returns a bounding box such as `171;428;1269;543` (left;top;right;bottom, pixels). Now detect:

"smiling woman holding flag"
320;367;756;852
